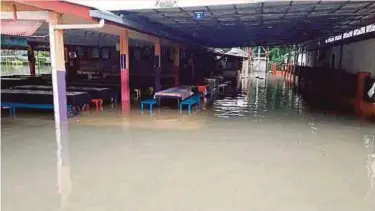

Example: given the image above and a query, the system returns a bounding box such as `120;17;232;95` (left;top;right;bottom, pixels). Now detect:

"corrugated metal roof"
112;1;375;47
225;48;248;58
0;20;44;37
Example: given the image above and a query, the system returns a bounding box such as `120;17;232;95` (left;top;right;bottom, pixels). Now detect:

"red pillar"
120;29;130;112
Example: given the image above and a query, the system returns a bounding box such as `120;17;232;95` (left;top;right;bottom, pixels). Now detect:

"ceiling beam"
260;2;264;26
153;8;182;27
206;6;223;28
0;11;49;20
281;1;293;20
331;0;350;14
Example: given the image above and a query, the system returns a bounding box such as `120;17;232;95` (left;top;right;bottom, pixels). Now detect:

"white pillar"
49;12;68;125
48;12;71;209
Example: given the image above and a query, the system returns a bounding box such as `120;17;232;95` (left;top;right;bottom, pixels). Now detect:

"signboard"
193;11;205;20
120;54;127;70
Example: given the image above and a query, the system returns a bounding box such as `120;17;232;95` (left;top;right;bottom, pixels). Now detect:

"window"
90;47;100;59
102;48;110;59
77;47;86;58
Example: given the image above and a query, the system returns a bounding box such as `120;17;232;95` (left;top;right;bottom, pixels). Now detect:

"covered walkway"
1;1;375;210
2;0;375;124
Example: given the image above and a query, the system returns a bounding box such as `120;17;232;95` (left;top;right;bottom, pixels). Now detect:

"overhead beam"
153;8;182;27
331;1;350;14
206;6;223;28
0;11;49;20
281;1;293;20
260;2;264;26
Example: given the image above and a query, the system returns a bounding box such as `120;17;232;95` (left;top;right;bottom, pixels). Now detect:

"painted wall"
341;38;375;75
306;38;375;75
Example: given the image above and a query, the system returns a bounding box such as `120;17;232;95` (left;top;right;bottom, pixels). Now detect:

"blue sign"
193;11;205;20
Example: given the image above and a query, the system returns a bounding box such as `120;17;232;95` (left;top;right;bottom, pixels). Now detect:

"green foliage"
268;47;287;65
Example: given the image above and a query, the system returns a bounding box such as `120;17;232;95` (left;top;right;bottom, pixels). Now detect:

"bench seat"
179;94;201;114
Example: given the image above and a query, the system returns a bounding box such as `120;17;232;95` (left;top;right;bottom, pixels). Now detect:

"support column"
49;12;68;124
174;45;180;86
27;44;36;76
120;29;130;112
154;38;161;91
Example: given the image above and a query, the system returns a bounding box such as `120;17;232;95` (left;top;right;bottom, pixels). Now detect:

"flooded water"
2;76;375;211
1;64;51;76
213;78;305;119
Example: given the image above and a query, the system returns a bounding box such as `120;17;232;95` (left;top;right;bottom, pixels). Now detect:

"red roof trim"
15;0;92;20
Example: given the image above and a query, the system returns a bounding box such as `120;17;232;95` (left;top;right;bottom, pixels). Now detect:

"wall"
306;37;375;75
70;46;119;74
251;58;266;72
341;38;375;75
305;50;317;67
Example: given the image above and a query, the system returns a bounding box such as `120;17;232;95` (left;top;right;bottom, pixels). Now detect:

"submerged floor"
2;77;375;211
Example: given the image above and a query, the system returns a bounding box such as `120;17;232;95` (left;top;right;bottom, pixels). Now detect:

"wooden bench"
179;95;201;114
1;102;74;118
140;98;158;115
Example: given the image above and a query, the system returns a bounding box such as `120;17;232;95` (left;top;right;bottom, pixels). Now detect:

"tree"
155;0;178;8
269;47;287;65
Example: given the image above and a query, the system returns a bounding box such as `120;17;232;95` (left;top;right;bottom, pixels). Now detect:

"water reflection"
2;75;375;210
1;64;51;76
364;135;375;192
55;122;71;210
213;77;305;119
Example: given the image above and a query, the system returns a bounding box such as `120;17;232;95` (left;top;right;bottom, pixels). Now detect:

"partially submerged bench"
1;102;74;118
140;98;158;115
179;94;201;114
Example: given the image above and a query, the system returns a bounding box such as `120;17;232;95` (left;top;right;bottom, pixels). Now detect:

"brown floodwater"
2;76;375;211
